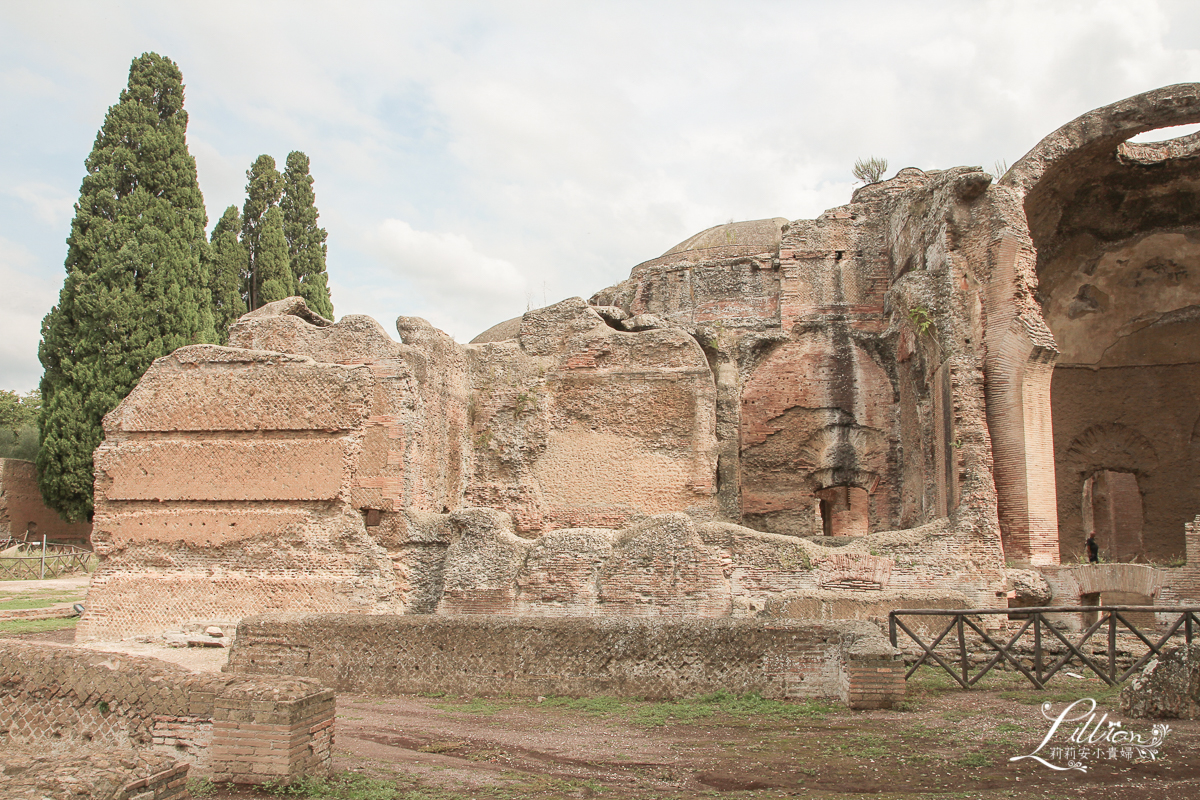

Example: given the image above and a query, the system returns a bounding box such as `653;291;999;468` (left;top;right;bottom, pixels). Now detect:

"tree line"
36;52;334;522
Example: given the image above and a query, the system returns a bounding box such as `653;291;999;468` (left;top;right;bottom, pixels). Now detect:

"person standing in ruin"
1086;533;1099;564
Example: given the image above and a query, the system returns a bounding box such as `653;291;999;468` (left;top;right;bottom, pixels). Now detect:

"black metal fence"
889;606;1200;689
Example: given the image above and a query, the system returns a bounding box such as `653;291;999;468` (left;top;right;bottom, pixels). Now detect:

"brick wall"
0;641;334;786
226;613;904;710
0;458;92;546
0;744;190;800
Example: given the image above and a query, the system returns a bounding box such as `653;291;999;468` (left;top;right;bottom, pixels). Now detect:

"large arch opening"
1025;123;1200;563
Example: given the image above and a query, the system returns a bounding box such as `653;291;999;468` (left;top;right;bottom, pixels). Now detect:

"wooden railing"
0;539;94;580
889;606;1200;689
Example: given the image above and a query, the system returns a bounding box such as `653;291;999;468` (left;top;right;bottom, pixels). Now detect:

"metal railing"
0;537;93;580
889;606;1200;689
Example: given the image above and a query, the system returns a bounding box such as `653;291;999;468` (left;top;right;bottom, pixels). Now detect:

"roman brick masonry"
0;640;334;787
1;457;92;546
225;614;905;711
37;85;1200;788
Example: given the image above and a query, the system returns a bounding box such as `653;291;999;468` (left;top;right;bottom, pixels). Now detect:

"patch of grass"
265;771;398;799
187;777;217;797
417;740;464;754
0;617;77;634
634;691;836;727
954;752;992;768
941;708;977;721
433;697;509;716
996;722;1026;733
839;733;889;759
904;664;961;696
0;598;61;610
539;695;627;716
999;679;1125;706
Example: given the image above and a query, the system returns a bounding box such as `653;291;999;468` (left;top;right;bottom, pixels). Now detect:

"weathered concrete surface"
1121;643;1200;720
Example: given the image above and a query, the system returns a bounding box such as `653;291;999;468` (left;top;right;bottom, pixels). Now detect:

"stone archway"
982;84;1200;567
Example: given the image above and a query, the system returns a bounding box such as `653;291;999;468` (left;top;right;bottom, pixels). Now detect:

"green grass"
633;690;836;727
432;697;511;716
430;690;836;728
0;598;62;610
266;772;399;799
0;617;77;634
186;777;218;797
539;695;627;716
999;678;1125;706
954;752;992;768
837;733;889;759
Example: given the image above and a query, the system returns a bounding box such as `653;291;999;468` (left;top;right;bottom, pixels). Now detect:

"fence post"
1107;611;1117;684
40;535;46;580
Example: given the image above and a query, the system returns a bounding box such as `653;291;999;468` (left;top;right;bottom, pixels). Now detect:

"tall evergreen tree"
209;205;248;341
281;151;334;319
254;206;294;305
241;155;282;310
38;53;214;521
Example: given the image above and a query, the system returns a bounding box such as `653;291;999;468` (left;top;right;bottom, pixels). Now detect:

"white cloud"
9;182;75;227
0;66;59;98
0;237;55;392
365;219;527;340
1;0;1199;364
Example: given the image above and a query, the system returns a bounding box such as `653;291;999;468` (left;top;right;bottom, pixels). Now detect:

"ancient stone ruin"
0;458;92;547
78;84;1200;644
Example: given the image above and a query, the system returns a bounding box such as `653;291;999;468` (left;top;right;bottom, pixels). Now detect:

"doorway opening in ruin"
816;486;869;537
1080;590;1156;629
1081;470;1144;562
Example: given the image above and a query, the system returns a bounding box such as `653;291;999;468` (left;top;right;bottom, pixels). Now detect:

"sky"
2;1;1199;393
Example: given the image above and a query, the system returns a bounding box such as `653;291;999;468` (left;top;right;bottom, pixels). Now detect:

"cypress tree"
209;205;248;342
254;206;294;305
281;151;334;319
241;155;282;310
38;53;214;521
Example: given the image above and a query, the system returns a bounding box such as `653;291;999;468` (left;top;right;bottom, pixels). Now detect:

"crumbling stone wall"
226;613;905;710
0;640;334;786
80;84;1200;640
0;745;190;800
0;458;92;546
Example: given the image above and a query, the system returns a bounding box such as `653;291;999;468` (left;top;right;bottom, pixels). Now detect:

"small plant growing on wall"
853;156;889;184
908;306;933;336
513;391;536;416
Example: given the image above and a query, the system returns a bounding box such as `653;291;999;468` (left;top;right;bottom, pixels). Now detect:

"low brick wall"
0;641;334;786
227;614;904;710
0;744;189;800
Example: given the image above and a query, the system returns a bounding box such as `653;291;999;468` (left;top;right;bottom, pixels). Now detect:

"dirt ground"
3;578;1199;800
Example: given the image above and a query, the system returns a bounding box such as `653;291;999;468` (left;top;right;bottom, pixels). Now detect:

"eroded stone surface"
1121;643;1200;719
82;84;1200;639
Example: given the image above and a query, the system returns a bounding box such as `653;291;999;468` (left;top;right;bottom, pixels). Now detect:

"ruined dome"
662;217;789;257
631;217;788;275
